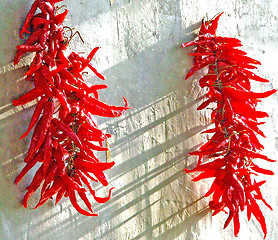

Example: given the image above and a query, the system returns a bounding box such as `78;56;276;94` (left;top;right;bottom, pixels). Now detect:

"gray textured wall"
0;0;277;239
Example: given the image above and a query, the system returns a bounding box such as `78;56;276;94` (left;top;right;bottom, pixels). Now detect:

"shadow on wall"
1;90;211;240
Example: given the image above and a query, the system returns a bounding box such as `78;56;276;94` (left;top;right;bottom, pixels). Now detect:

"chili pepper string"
182;12;276;238
13;0;129;216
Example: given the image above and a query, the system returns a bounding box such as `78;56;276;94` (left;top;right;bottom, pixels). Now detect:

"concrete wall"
0;0;277;239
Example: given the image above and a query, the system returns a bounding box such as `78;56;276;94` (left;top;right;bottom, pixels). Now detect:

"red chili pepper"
78;191;94;212
59;69;79;85
224;210;236;229
76;169;95;191
253;187;273;210
91;170;110;187
236;117;265;138
233;211;240;237
181;39;213;48
22;164;45;207
75;158;115;173
250;163;274;175
185;55;216;80
24;100;54;163
67;188;98;216
52;118;82;149
21;27;44;45
48;0;64;3
246;130;264;150
82;96;129;118
52;88;71;114
219;52;261;66
32;16;51;29
206;12;224;35
41;162;58;194
55;186;66;205
191;169;222;182
223;98;234;126
53;146;69;175
230;98;269;119
34;71;53;96
38;1;54;17
204;180;221;198
12;87;44;106
222;189;235;211
63;174;85;192
250;199;267;238
14;153;42;185
78;128;109;142
87;84;108;98
16;44;43;52
190;138;229;156
212;186;225;205
58;49;72;67
185;158;226;173
71;47;101;77
54;9;69;25
19;0;40;38
224;174;245;210
213;36;242;47
222;86;276;100
78;149;99;163
37;177;63;206
87;64;105;80
91;187;115;203
84;141;109;151
210;202;225;216
245;180;266;193
232;146;275;162
215;45;247;56
25;51;45;77
42;125;56;174
197;97;214;110
237;68;269;83
20;96;47;139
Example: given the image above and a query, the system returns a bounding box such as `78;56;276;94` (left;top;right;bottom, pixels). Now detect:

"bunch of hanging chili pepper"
13;0;128;216
182;12;276;238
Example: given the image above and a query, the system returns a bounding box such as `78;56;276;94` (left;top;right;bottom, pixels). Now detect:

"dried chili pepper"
13;0;128;216
182;12;276;238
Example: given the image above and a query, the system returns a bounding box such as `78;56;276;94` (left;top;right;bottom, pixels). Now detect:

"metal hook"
55;4;68;13
69;31;85;44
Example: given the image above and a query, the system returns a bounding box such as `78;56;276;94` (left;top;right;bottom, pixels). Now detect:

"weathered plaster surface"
0;0;277;239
